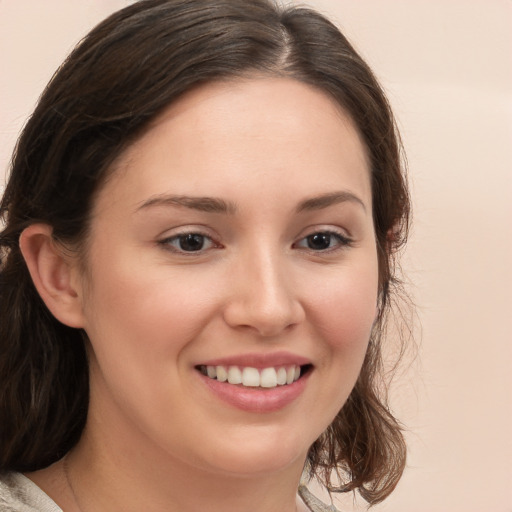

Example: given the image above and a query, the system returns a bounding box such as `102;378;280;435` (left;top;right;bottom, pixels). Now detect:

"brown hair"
0;0;410;504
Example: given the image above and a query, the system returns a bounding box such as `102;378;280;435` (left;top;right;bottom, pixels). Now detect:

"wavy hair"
0;0;410;504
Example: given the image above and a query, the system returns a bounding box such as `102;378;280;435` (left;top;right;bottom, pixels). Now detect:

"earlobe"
19;224;85;328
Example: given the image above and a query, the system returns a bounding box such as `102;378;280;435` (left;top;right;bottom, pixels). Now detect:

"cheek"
289;264;378;442
311;265;378;340
305;262;378;393
83;264;218;359
81;260;220;429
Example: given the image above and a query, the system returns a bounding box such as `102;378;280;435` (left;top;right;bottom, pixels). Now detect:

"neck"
67;419;305;512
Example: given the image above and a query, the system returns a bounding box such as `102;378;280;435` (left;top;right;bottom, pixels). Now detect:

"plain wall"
1;1;511;511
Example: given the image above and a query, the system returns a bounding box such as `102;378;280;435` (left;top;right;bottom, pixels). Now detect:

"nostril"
222;277;305;336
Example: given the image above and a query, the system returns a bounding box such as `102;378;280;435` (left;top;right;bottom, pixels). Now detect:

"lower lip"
198;370;311;413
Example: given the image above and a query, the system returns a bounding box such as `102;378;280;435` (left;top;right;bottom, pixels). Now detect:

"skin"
24;77;378;512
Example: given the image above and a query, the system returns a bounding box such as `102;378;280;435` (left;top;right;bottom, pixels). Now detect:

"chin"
190;428;311;478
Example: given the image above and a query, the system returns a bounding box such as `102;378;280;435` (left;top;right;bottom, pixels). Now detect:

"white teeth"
242;367;260;387
260;367;278;388
227;366;242;384
276;367;287;386
216;365;228;382
203;364;305;388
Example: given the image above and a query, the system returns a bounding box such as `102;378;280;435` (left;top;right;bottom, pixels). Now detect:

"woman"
0;1;410;510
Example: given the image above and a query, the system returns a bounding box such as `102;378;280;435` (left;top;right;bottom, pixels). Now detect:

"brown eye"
162;232;215;253
306;233;333;250
294;231;352;252
177;234;206;251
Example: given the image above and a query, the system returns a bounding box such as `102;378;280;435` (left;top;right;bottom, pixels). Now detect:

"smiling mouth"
196;364;312;389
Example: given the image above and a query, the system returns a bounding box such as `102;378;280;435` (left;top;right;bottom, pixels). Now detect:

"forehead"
100;77;371;213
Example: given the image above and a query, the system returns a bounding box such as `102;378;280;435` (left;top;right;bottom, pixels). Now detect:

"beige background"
1;1;511;511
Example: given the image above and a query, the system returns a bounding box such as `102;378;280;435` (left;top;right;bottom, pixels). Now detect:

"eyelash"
159;230;220;254
158;229;353;255
293;230;353;253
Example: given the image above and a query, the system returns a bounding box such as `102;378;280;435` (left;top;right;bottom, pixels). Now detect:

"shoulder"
0;472;62;512
298;484;341;512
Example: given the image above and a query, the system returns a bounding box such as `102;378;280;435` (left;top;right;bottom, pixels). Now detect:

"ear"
19;224;85;328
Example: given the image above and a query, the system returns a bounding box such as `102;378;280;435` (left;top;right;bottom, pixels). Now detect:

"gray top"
0;473;62;512
0;472;339;512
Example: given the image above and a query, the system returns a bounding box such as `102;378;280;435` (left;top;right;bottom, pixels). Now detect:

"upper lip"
196;351;312;369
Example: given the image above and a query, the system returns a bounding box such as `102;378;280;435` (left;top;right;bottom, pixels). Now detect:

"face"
75;78;378;478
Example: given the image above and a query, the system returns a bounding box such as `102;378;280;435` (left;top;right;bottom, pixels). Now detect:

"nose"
222;249;305;337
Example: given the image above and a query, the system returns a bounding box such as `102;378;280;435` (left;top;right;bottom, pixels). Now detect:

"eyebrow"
135;194;237;214
135;190;366;215
296;191;367;213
